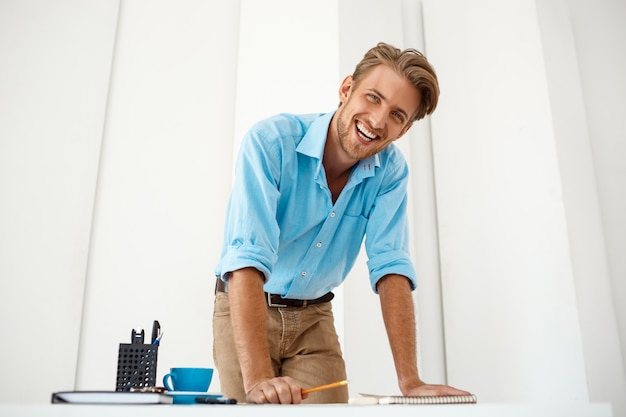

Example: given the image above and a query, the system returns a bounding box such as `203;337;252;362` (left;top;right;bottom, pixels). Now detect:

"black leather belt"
215;278;334;308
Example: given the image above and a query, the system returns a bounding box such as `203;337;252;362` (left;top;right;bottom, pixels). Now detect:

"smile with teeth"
356;122;379;142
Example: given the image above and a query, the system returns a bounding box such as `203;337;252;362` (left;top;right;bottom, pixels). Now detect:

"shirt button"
330;211;336;218
316;242;322;248
301;271;307;277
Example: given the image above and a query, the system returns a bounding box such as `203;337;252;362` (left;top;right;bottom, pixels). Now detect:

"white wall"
570;0;626;363
0;0;624;414
566;0;626;379
422;0;625;413
536;0;626;412
425;0;589;402
233;0;340;155
0;0;119;403
75;0;241;390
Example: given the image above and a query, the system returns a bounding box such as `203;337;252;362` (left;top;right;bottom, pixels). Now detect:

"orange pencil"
301;380;348;395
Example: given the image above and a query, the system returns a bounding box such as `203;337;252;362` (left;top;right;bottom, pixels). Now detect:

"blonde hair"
352;42;440;121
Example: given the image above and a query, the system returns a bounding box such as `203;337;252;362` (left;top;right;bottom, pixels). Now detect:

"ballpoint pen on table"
151;320;160;344
194;397;237;405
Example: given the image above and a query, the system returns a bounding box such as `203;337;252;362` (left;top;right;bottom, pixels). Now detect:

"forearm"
228;268;275;393
377;274;424;393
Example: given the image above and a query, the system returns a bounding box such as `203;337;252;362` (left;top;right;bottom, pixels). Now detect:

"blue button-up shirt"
215;111;416;299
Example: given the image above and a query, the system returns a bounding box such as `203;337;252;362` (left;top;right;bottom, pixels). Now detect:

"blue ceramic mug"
163;367;213;392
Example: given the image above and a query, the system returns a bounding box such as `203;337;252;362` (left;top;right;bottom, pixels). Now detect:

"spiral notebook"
350;393;477;405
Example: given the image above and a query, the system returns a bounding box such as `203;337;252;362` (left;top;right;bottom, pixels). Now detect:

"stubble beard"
336;107;379;162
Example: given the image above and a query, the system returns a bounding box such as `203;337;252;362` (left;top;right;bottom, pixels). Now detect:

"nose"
369;106;387;130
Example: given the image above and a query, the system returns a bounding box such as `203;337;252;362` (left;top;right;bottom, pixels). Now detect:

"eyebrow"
368;88;410;120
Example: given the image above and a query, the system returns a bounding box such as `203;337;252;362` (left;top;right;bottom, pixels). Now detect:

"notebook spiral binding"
378;394;477;405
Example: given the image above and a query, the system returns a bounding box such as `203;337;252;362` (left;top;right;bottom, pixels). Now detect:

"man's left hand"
404;382;471;397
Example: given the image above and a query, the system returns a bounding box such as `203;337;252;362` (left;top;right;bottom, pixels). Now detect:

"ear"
338;75;353;103
394;122;414;141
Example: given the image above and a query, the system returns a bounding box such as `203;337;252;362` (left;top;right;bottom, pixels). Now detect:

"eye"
367;93;380;103
392;111;405;123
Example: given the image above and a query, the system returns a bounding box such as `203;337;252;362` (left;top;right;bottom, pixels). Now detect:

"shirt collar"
352;154;380;181
296;111;334;159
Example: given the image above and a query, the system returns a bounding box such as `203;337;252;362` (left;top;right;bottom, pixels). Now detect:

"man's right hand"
246;376;309;404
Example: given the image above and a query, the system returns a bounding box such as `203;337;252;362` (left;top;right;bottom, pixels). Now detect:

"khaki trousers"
212;291;349;403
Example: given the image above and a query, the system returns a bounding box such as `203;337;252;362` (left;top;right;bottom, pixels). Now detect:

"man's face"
335;64;421;161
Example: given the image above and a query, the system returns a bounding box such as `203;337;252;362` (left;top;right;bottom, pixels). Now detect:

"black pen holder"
115;343;159;391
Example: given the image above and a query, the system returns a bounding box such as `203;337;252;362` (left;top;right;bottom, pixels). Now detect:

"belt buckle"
267;293;288;308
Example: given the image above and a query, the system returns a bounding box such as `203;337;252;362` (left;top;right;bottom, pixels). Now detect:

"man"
213;42;469;404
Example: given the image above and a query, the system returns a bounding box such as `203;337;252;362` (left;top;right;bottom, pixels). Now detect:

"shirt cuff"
216;243;276;283
367;250;417;293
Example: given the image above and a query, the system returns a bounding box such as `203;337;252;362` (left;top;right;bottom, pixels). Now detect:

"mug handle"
163;373;174;391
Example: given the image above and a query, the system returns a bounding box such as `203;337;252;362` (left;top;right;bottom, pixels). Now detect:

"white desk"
0;403;613;417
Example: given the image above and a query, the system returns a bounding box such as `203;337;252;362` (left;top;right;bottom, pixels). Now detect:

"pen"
301;380;348;395
195;397;237;404
151;320;160;344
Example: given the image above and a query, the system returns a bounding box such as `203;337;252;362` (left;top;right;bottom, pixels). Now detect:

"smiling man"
213;42;469;404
